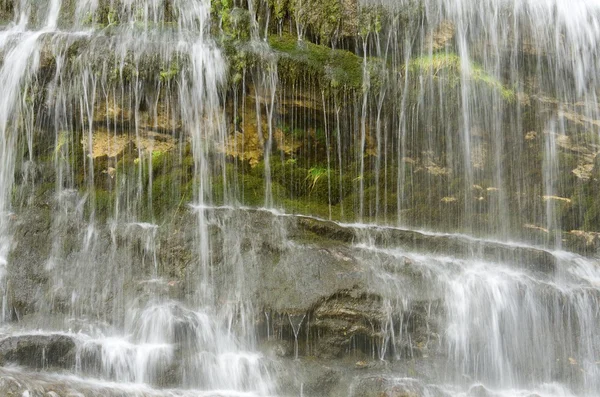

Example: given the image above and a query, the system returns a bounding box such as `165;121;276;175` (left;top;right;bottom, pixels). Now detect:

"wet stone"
0;334;76;369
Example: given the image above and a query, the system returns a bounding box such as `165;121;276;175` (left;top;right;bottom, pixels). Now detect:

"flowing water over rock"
0;0;599;396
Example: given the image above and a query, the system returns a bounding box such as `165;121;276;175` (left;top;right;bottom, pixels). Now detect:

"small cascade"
355;231;600;394
287;313;305;360
0;8;54;321
75;301;272;394
543;118;565;248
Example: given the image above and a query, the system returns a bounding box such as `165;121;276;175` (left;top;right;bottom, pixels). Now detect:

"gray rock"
0;334;76;369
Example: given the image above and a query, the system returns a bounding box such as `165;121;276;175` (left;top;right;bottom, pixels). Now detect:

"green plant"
306;166;328;192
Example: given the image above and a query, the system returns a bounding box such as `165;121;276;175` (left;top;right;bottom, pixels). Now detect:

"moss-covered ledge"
267;33;378;92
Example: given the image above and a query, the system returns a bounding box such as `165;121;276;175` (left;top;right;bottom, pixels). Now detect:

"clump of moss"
151;168;193;218
268;32;374;91
211;164;287;207
91;2;120;27
569;182;600;232
212;0;252;42
93;189;116;220
97;52;187;86
407;53;515;101
159;60;179;83
358;5;384;38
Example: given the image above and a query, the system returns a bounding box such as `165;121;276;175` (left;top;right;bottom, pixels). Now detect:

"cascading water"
358;236;600;394
0;0;598;396
0;0;274;395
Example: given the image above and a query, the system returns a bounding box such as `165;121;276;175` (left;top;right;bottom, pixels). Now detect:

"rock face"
311;292;385;358
0;334;76;369
4;200;598;395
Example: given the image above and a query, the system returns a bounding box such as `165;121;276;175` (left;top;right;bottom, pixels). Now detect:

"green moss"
228;7;252;40
151;169;193;218
93;189;115;220
584;201;600;232
282;197;348;219
571;183;600;232
212;0;252;41
212;169;287;207
471;66;515;101
159;60;179;83
109;61;139;83
408;53;461;75
96;51;188;85
0;0;13;23
341;185;398;219
407;53;515;101
358;5;384;37
269;0;288;22
54;131;69;156
261;160;309;198
92;2;120;27
268;33;367;90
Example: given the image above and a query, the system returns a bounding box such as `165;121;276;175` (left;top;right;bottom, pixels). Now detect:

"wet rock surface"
350;376;428;397
0;366;199;397
6;207;587;351
2;206;599;395
0;334;76;369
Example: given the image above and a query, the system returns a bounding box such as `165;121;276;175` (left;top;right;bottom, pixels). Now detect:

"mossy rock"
268;33;370;91
406;53;515;101
212;166;288;207
341;185;398;219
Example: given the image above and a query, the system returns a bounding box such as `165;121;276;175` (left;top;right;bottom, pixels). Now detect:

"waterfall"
0;0;275;394
0;0;598;396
